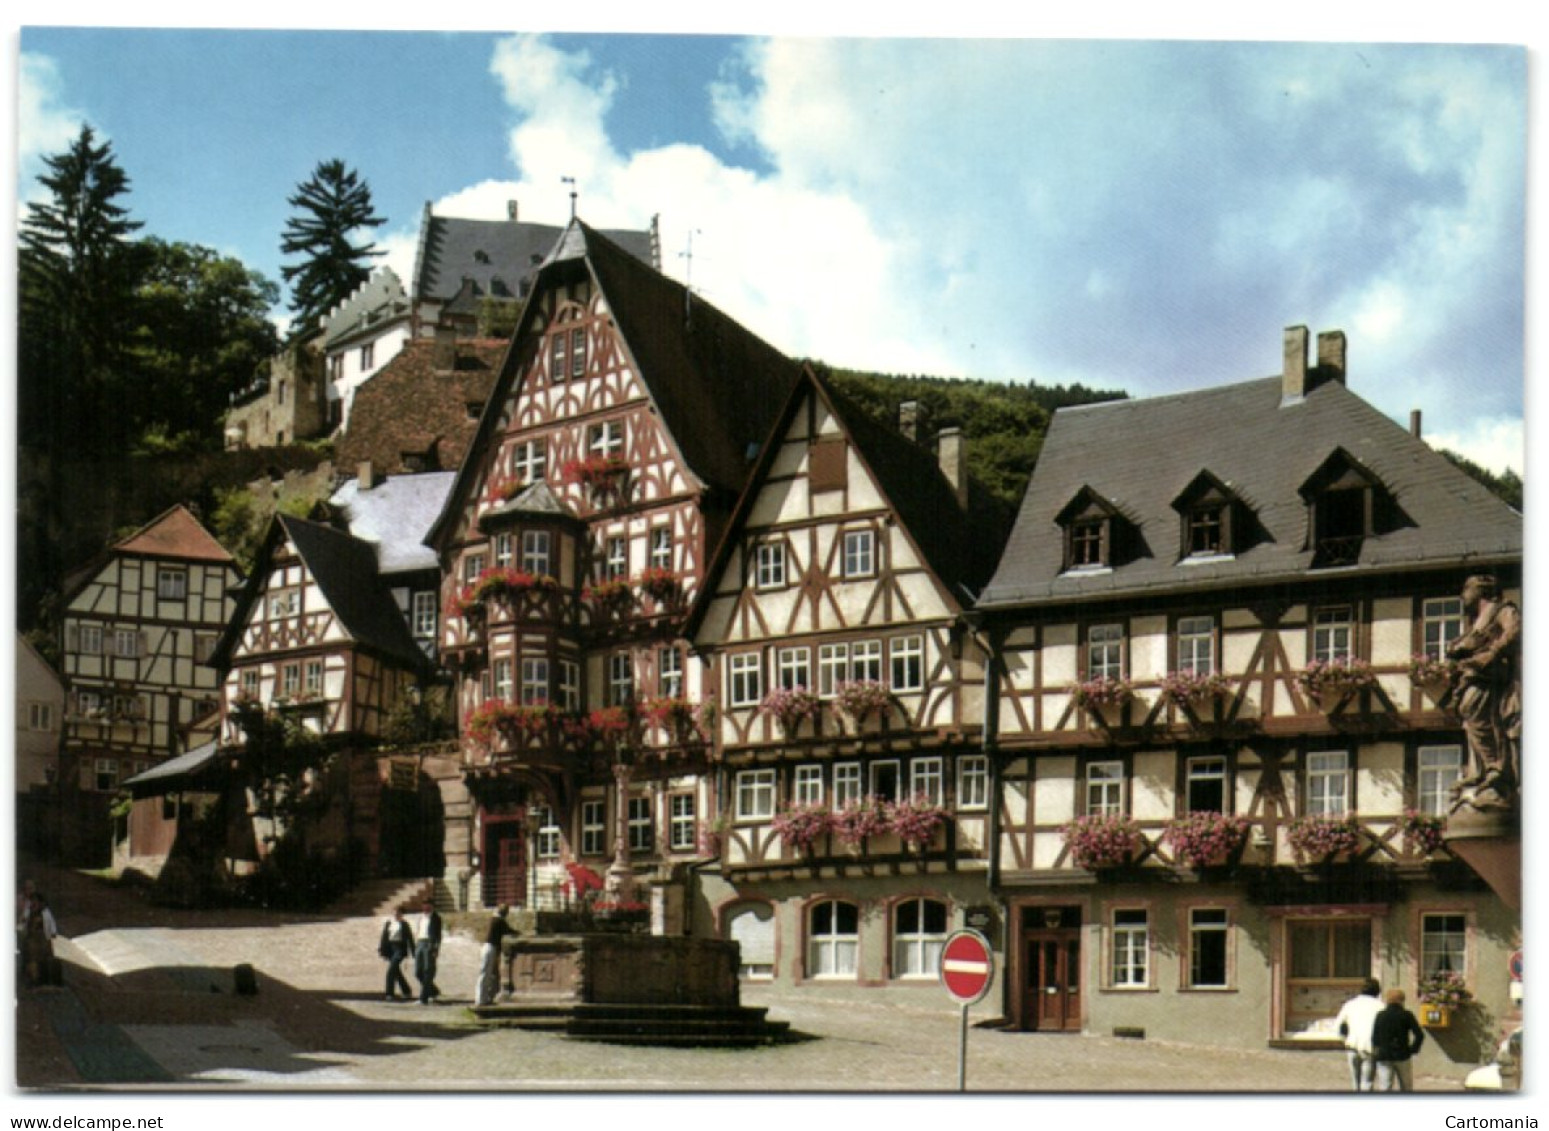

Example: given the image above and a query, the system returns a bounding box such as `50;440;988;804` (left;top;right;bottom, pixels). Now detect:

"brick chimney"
507;200;519;222
1316;330;1347;386
937;427;968;509
899;401;921;442
1411;409;1423;438
1282;325;1310;402
358;460;376;491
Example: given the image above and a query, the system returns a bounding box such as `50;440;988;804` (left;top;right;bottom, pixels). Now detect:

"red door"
1024;928;1082;1031
483;818;526;908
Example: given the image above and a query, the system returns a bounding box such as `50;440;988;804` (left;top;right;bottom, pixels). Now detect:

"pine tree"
280;159;385;336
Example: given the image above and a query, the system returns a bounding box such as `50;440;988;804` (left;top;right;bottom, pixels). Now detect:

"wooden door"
483;819;526;908
1024;928;1082;1031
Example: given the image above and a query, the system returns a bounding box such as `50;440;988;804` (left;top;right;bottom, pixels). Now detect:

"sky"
11;11;1533;479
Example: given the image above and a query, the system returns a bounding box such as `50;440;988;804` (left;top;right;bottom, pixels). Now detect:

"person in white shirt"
1336;977;1384;1091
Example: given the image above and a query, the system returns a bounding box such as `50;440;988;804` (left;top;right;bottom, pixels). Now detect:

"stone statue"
1448;575;1521;813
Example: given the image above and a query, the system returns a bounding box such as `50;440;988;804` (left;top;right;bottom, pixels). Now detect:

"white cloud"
1427;417;1524;478
17;53;87;205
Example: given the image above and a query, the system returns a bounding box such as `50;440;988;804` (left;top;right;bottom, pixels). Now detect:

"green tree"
279;159;385;336
131;238;281;448
19;124;146;450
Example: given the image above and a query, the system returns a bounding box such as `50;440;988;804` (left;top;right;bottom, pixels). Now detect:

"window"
513;439;547;484
94;758;118;792
492;659;513;702
755;542;787;589
1418;746;1464;816
28;702;54;731
1307;751;1350;816
588;420;623;458
1289;919;1371;981
808;900;859;978
277;379;287;406
360;342;374;369
1086;760;1125;817
608;653;633;706
270;589;300;619
833;763;862;808
520;657;550;705
851;640;883;684
1312;606;1354;663
1087;623;1124;680
869;760;900;803
581;800;607;856
650;527;673;572
549;330;568;382
462;553;487;586
893;898;948;978
521;530;552;576
1422;598;1465;661
194;633;217;663
569;326;587;379
889;636;924;692
1111;909;1149;987
79;624;103;655
842;529;875;577
412;592;437;638
112;694;143;721
818;643;849;697
729;905;776;980
777;647;811;691
76;690;102;718
1186;756;1228;814
658;648;683;698
1188;908;1230;988
536;806;561;859
794;765;825;806
605;536;628;580
1176;616;1214;675
281;663;300;699
1186;506;1226;557
559;660;581;712
1421;913;1467;976
493;532;514;568
113;629;140;658
957;755;989;810
157;568;187;600
729;653;763;708
736;769;777;821
910;757;944;806
628;796;653;853
241;670;259;698
303;660;323;697
669;794;697;851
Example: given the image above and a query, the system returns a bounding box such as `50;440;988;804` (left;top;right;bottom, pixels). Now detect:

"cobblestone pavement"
9;863;1483;1096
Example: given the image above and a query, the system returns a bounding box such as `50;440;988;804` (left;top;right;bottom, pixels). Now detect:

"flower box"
1399;809;1447;857
771;803;833;853
833;797;891;846
1162;811;1251;868
636;568;680;604
643;696;705;745
758;686;822;734
832;680;893;727
1062;814;1143;871
583;577;634;614
1071;676;1135;711
1286;814;1364;864
1158;670;1234;711
562;454;630;496
1418;969;1472;1016
1295;658;1377;708
471;566;559;606
888;795;949;849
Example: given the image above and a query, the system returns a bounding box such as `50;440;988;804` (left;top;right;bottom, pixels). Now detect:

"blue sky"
12;13;1533;481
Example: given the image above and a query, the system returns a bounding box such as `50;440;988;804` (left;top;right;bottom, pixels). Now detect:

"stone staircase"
323;877;435;919
473;1001;797;1048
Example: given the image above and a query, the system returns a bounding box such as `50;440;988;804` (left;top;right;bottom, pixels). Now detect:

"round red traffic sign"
1510;950;1523;980
940;929;995;1004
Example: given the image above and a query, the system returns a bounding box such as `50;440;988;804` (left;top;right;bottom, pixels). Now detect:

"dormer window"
1070;520;1105;567
1056;486;1136;573
1299;448;1407;569
1171;471;1248;562
1187;506;1224;556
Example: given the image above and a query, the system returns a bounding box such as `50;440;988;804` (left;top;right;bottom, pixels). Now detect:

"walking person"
1336;977;1384;1091
414;898;443;1005
474;905;514;1007
20;892;58;987
1372;987;1426;1092
378;907;414;1002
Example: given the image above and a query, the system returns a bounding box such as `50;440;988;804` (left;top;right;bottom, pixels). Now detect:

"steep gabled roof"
114;504;235;563
427;219;803;551
979;375;1522;609
211;514;428;672
686;368;1011;640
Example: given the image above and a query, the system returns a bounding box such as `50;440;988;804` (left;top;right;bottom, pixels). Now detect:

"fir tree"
279;158;385;336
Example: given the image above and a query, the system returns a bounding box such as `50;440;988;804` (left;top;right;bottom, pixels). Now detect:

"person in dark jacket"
414;898;443;1004
1372;987;1426;1091
475;906;514;1007
378;907;414;1001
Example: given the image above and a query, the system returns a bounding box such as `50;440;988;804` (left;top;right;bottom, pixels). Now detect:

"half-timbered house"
975;326;1521;1074
686;370;1011;992
424;218;802;917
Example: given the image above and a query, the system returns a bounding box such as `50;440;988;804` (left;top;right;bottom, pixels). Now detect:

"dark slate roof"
979;375;1522;609
480;481;578;527
330;471;457;575
428;219;803;550
412;210;654;306
211;515;428;671
122;741;222;794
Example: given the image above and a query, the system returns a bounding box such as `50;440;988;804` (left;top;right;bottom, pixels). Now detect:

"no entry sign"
940;929;995;1004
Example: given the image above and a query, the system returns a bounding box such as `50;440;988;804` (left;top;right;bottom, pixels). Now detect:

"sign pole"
940;929;995;1094
958;1002;969;1092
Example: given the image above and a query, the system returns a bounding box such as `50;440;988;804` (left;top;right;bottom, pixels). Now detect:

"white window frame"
650;526;673;572
735;769;777;821
842;529;875;578
869;759;901;803
794;765;825;806
729;653;763;708
536;806;561;859
1111;908;1150;988
1312;606;1354;663
1418;746;1464;817
608;652;633;707
94;758;118;792
755;541;787;590
520;656;550;706
1186;756;1229;814
777;646;812;691
818;643;849;698
889;635;924;692
892;897;949;979
1307;750;1351;816
559;660;581;712
605;536;628;580
157;567;188;600
493;532;514;568
669;793;697;852
303;659;323;697
492;658;513;702
462;553;486;585
628;795;653;854
851;640;883;684
281;663;301;699
589;420;624;458
521;529;552;577
113;629;140;658
833;763;862;808
1421;597;1465;661
910;756;945;806
78;624;103;655
1088;623;1124;680
957;755;989;811
240;670;259;698
569;325;588;379
513;438;547;484
1188;907;1231;989
1420;912;1468;977
412;591;437;638
1176;615;1214;675
581;800;607;856
28;702;54;731
1086;760;1125;817
808;900;859;979
658;647;683;699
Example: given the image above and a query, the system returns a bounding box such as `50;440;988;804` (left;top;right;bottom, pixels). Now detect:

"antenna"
678;229;703;327
561;176;578;220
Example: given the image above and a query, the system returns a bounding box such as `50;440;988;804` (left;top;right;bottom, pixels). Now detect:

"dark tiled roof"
335;338;505;476
122;740;221;793
413;213;654;306
480;481;578;527
979;375;1522;608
